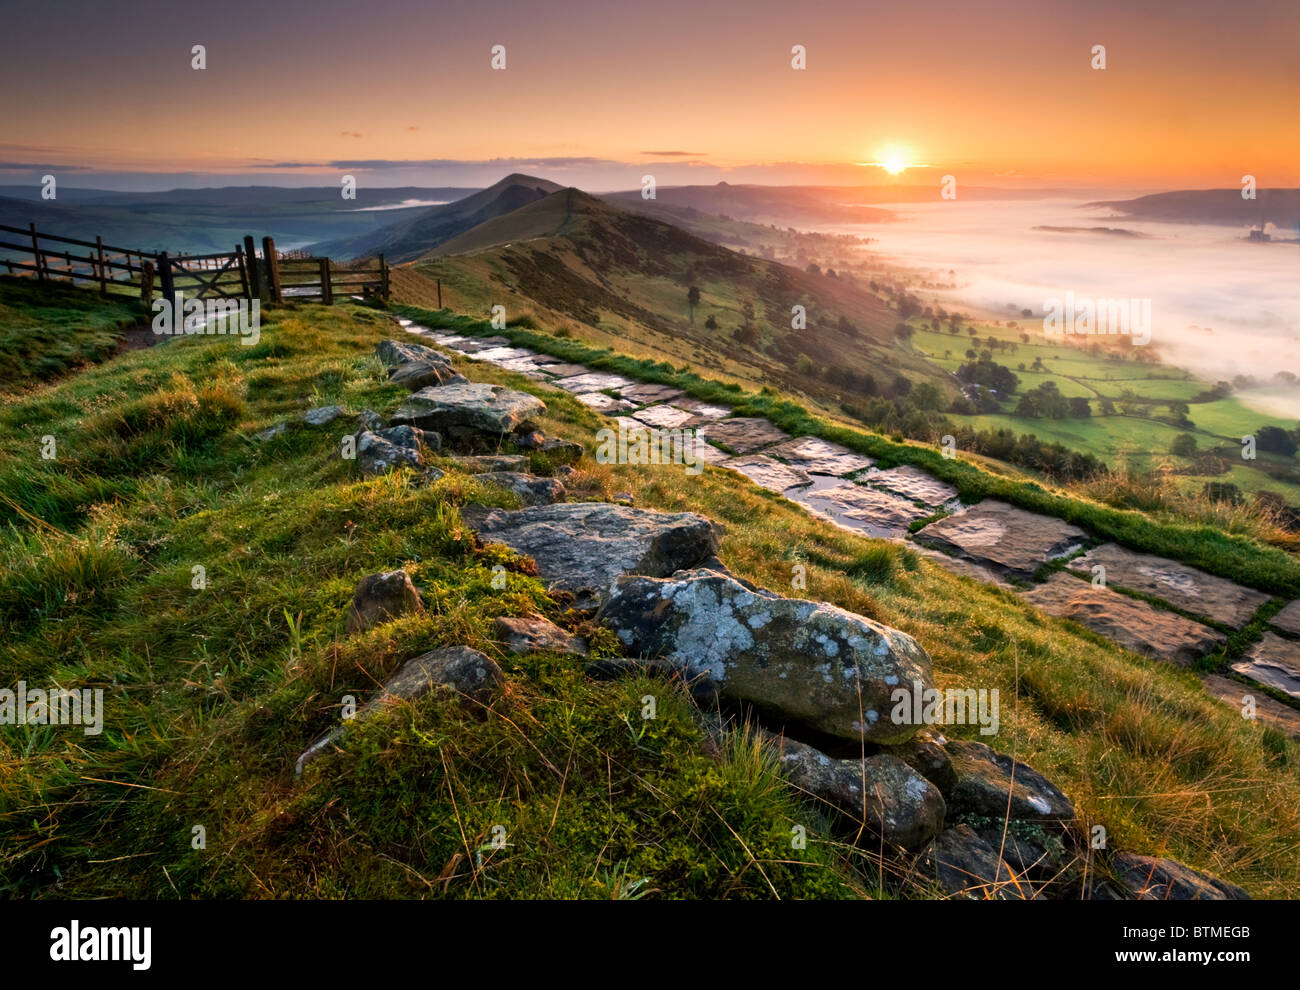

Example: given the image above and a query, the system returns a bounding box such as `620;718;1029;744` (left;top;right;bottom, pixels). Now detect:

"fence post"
319;257;333;304
29;223;45;282
235;245;251;299
157;252;175;307
141;260;155;306
243;235;264;300
262;237;282;303
437;278;442;309
95;236;108;294
378;254;389;300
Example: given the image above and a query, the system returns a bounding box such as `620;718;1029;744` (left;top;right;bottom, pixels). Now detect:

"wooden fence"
0;223;389;305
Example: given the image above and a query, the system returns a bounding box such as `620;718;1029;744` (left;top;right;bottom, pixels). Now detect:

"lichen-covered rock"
302;404;346;427
943;740;1075;823
473;471;566;506
494;615;587;656
389;360;468;389
474;503;720;609
392;383;545;438
1110;853;1249;900
886;728;957;794
357;425;436;477
920;824;1034;900
766;734;945;850
345;570;424;633
598;567;935;743
375;338;452;367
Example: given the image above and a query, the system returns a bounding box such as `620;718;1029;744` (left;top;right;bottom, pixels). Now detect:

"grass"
3;284;1299;899
0;275;147;386
395;303;1300;598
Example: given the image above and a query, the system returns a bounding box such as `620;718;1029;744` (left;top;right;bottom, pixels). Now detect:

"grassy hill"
399;186;953;410
314;174;565;262
2;282;1298;898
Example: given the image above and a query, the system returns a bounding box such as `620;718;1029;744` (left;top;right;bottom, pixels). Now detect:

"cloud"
244;156;628;171
640;150;708;157
341;131;363;139
0;161;94;171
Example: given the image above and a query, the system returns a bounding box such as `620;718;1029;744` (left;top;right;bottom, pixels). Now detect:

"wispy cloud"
640;150;708;157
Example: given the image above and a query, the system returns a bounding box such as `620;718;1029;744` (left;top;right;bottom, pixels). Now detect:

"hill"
313;174;565;262
1089;189;1300;228
401;184;951;409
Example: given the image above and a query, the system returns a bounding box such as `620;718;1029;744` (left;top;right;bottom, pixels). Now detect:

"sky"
1;0;1298;192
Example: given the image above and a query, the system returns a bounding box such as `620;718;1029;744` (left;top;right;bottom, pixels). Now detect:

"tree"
1170;433;1198;457
1257;425;1298;456
910;382;943;411
895;322;915;342
704;314;718;331
1068;396;1092;418
687;285;701;324
806;263;821;275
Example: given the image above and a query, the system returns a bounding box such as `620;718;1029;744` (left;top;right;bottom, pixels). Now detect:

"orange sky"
2;0;1297;190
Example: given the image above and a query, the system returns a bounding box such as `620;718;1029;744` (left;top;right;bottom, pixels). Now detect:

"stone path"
393;316;1299;737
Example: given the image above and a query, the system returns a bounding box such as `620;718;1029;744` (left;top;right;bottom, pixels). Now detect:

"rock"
674;398;731;420
598;567;934;743
355;409;386;432
1270;600;1300;637
494;615;587;655
391;383;545;438
942;740;1075;823
389;359;468;389
574;392;637;413
914;501;1088;580
696;417;790;454
886;728;957;794
765;436;875;477
767;735;945;850
554;371;637;393
611;491;634;505
357;426;435;477
513;430;547;450
471;346;538;365
474;502;720;609
1231;632;1300;700
533;362;591;378
721;454;813;493
293;647;503;775
473;471;566;506
789;480;931;538
862;465;959;506
1110;853;1249;900
620;383;685;405
302;404;346;427
1201;673;1300;739
253;422;288;441
375;338;451;367
1019;573;1226;664
345;570;425;633
916;547;1012;589
976;826;1066;879
921;824;1033;900
451;454;529;472
632;404;699;429
1069;544;1269;628
448;335;510;353
539;438;584;463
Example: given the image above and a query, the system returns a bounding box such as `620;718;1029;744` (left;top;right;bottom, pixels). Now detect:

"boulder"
914;501;1087;580
473;471;566;506
375;338;452;367
1019;573;1225;664
389;360;468;389
1069;544;1269;628
357;426;436;477
942;740;1075;823
920;824;1033;900
494;615;587;656
474;503;719;609
1110;853;1249;900
294;646;503;775
451;454;530;472
391;383;545;438
302;404;346;427
886;728;957;793
539;438;584;463
975;826;1067;879
767;734;945;850
345;570;425;633
598;567;935;743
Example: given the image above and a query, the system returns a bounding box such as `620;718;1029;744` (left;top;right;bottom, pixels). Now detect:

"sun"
879;147;910;175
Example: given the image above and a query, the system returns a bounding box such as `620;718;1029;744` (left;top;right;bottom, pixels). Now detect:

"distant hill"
403;184;949;404
312;174;565;262
1089;188;1300;228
